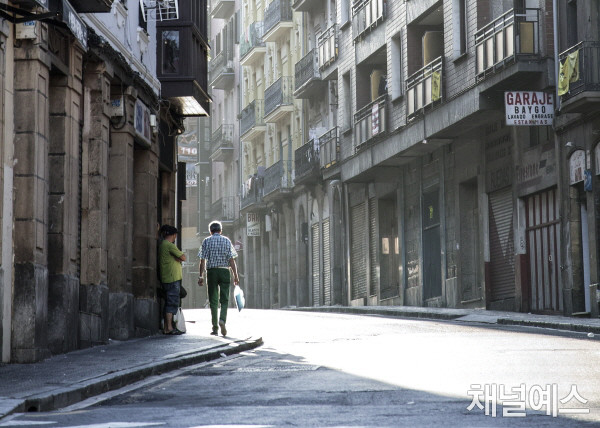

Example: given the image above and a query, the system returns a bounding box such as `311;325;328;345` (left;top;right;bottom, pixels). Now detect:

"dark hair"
209;221;222;234
163;225;178;237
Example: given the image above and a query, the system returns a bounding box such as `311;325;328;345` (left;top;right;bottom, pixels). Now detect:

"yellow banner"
432;71;441;102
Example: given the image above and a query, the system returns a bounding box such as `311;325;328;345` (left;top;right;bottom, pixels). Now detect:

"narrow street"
2;309;600;427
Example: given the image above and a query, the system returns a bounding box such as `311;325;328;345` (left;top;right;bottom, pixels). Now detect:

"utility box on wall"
16;21;37;40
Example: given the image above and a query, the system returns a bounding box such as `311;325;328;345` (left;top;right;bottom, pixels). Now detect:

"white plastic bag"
234;285;245;312
173;307;186;333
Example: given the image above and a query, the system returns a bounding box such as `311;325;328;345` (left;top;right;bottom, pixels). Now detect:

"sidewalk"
289;305;600;334
0;309;262;419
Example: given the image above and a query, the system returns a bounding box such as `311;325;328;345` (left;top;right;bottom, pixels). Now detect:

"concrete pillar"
132;147;159;336
80;63;111;348
0;19;13;363
107;92;136;340
46;47;84;354
12;40;51;362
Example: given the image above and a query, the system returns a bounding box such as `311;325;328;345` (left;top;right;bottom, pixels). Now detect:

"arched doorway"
297;205;309;307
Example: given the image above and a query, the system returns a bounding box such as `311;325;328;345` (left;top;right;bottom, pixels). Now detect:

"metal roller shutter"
323;219;331;306
351;202;367;300
526;188;561;312
489;188;515;301
312;223;321;306
369;198;378;297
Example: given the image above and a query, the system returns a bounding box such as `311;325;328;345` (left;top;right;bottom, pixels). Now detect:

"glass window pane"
162;30;180;74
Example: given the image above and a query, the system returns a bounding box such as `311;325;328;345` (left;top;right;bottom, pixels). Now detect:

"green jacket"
159;239;184;283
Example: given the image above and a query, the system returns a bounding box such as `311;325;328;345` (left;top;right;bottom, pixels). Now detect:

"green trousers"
207;268;231;330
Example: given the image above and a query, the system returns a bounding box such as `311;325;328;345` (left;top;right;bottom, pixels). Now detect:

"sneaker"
210;329;218;336
219;319;227;336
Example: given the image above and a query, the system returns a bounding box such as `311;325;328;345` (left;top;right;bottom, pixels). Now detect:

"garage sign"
505;91;554;126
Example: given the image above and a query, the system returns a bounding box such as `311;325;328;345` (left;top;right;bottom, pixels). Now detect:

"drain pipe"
553;0;561;113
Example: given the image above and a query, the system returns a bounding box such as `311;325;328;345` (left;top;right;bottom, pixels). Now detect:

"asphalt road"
2;309;600;427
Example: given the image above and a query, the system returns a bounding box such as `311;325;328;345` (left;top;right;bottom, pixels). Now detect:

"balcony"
211;196;237;222
240;99;266;140
209;48;234;90
240;21;266;66
559;41;600;113
319;127;339;169
352;0;386;42
318;25;338;79
263;0;293;42
406;56;443;121
475;8;540;80
294;140;321;185
210;124;234;162
294;49;326;99
264;77;294;122
354;95;387;150
263;160;293;200
292;0;323;12
68;0;112;12
211;0;235;19
241;175;265;211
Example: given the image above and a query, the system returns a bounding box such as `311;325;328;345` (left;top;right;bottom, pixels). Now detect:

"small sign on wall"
505;91;554;126
569;150;586;184
247;213;260;237
134;99;152;147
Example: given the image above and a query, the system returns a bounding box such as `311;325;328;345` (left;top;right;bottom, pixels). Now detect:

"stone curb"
289;306;468;320
497;318;600;335
4;336;263;417
289;307;600;335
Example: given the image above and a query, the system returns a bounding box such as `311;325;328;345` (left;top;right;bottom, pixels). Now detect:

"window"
390;33;403;99
138;2;147;32
567;0;578;47
343;72;352;131
341;0;350;26
453;0;467;57
162;31;180;74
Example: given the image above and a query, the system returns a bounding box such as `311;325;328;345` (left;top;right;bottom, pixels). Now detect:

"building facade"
0;0;209;363
212;0;599;317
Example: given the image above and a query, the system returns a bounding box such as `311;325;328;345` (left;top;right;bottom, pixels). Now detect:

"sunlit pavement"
2;308;599;427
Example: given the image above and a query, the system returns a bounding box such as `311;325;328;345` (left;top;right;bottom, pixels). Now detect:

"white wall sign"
505;91;554;126
247;213;260;236
134;99;152;147
569;150;586;184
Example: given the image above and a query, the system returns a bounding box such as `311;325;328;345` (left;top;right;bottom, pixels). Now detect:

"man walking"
198;221;239;336
159;225;186;335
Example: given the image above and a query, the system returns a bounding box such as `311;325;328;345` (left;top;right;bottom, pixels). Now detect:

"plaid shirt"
198;233;238;269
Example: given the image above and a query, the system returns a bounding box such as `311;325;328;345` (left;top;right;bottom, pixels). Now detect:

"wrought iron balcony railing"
354;95;387;149
318;24;338;70
264;77;293;118
319;127;339;169
211;196;237;221
240;99;265;137
263;160;293;196
210;124;234;154
352;0;386;41
294;140;320;182
406;56;443;120
264;0;293;37
241;175;264;210
240;21;265;59
295;49;320;91
209;47;234;84
559;41;600;102
475;8;540;78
